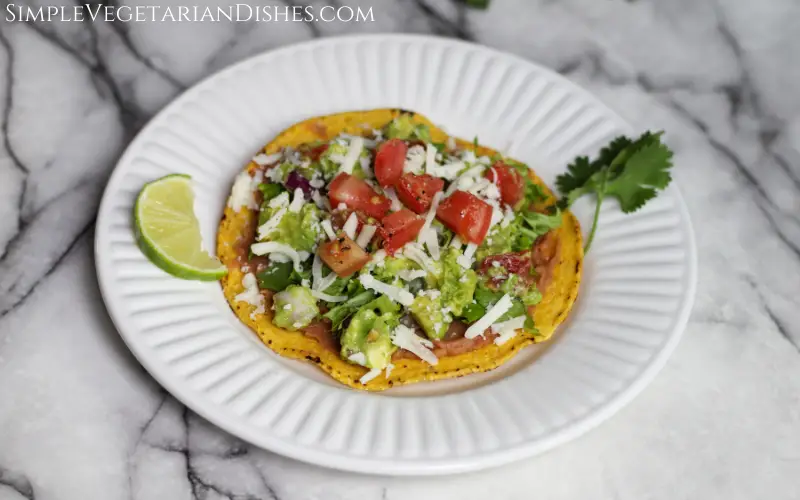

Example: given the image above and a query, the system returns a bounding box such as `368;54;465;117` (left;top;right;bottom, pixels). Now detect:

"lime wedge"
134;174;227;281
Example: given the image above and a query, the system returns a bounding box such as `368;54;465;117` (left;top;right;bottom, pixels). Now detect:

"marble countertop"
1;0;799;498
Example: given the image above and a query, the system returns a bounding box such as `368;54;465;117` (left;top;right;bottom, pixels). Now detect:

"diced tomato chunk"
318;235;371;277
328;173;391;220
435;190;493;244
380;209;425;254
485;162;525;208
303;143;329;162
479;250;533;276
374;139;407;187
395;174;445;214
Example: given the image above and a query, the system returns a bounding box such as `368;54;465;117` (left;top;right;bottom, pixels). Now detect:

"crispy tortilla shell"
217;109;582;391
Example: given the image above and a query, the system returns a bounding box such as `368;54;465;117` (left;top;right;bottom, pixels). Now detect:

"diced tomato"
297;143;329;162
380;209;425;254
435;190;493;244
485;162;525;208
479;251;533;276
395;174;445;214
479;251;536;290
328;173;391;220
374;139;407;187
318;235;371;277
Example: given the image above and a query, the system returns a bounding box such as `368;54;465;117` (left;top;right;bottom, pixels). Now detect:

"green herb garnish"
556;131;673;253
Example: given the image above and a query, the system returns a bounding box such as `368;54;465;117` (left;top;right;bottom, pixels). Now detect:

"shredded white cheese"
234;273;265;319
359;156;374;178
250;242;303;272
268;192;290;209
501;205;516;228
370;249;387;266
403;243;437;275
270;253;290;263
321;219;336;240
355;225;377;248
383;187;403;211
429;160;466;181
417;191;444;244
385;362;395;378
488;200;504;230
257;207;286;240
227;171;260;211
311;289;348;302
397;269;428;282
339;137;364;175
309;178;325;189
342;212;359;240
404;145;426;174
348;352;367;366
445;165;485;197
450;235;463;249
492;315;526;345
422;228;440;261
446;137;456;151
464;242;478;260
425;143;438;173
456;242;478;269
359;368;383;384
464;294;514;339
288;187;305;213
312;254;324;290
391;324;438;365
316;272;338;294
359;274;414;306
311;190;329;210
253;152;282;166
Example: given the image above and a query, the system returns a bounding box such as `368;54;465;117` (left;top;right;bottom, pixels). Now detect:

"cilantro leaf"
556;131;673;252
604;141;673;213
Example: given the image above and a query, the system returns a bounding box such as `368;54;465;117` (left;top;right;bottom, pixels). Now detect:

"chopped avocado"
272;285;319;331
340;296;400;369
259;203;322;252
439;248;478;316
409;293;452;340
369;256;419;284
385;115;431;142
498;274;542;307
476;223;516;264
319;142;347;179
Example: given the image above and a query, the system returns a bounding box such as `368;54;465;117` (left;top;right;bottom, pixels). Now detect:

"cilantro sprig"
556;131;674;253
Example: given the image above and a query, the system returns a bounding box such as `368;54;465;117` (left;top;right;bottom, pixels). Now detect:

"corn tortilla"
217;109;582;391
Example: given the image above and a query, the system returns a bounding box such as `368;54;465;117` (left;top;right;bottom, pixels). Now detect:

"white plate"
95;35;696;475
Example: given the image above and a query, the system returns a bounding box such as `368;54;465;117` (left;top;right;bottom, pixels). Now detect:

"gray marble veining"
1;1;799;499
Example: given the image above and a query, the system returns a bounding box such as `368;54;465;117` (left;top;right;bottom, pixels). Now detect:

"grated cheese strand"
250;242;303;272
257;207;287;241
342;212;359;240
359;274;414;306
321;219;336;240
288;187;305;213
339;137;364;175
355;225;377;249
359;368;383;384
464;294;514;339
391;324;438;365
